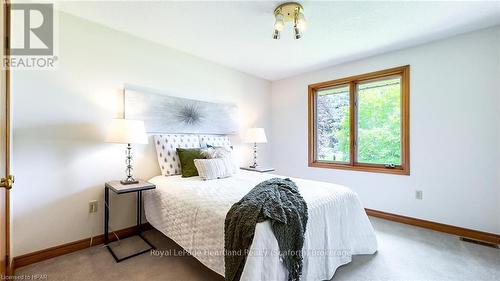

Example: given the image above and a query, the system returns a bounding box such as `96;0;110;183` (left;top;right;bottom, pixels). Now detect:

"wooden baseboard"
365;208;500;245
12;223;152;271
7;258;14;276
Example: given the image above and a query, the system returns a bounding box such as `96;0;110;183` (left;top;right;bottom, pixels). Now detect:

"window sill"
309;161;410;175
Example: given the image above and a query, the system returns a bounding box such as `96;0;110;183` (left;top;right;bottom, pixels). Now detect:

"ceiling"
58;1;500;81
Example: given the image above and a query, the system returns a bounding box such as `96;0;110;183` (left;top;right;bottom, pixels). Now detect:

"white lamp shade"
244;128;267;143
105;119;148;144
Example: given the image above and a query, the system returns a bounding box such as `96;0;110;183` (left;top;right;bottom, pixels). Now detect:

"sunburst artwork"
176;102;203;126
124;87;239;134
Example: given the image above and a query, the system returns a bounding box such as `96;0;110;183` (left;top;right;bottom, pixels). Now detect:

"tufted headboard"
153;134;232;176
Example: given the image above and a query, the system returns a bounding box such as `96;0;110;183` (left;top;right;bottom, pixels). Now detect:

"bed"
124;90;377;280
144;170;378;281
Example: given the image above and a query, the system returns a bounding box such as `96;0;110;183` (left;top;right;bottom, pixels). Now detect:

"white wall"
271;26;500;234
11;12;272;256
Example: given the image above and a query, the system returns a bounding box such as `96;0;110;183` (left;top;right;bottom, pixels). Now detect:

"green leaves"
356;82;401;165
317;79;401;165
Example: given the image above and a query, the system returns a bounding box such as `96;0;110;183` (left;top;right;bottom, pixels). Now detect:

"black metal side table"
104;180;156;262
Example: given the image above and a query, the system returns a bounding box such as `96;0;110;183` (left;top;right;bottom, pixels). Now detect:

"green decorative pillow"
176;148;205;177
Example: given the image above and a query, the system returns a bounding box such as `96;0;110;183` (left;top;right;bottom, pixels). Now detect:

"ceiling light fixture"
273;2;306;40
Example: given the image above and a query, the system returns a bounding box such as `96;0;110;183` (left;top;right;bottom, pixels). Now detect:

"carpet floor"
15;217;500;281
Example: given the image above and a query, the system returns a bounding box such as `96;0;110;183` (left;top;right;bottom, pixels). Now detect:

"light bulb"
296;12;306;31
294;25;301;39
272;29;280;40
274;13;284;31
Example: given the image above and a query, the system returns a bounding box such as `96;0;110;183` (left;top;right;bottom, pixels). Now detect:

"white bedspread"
144;171;377;281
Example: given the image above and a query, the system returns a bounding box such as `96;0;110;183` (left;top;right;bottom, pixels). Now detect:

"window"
308;66;409;175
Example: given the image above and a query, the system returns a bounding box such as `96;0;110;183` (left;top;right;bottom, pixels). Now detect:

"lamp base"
250;142;259;169
122;143;138;185
120;179;139;185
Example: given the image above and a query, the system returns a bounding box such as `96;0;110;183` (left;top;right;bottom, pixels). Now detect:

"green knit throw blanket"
224;178;308;281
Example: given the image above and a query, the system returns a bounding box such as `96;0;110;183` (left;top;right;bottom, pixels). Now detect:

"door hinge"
0;175;14;189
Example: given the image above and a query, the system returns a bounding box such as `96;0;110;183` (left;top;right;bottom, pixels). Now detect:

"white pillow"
201;147;238;174
194;159;232;180
154;134;200;176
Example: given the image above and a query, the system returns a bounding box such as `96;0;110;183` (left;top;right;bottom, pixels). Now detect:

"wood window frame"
308;65;410;175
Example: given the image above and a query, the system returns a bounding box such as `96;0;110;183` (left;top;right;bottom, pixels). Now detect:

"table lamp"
244;128;267;168
105;119;148;185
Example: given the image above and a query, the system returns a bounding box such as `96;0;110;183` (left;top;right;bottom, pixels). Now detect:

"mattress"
144;171;377;281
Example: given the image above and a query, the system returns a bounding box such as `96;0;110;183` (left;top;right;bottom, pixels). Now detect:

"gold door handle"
0;175;14;189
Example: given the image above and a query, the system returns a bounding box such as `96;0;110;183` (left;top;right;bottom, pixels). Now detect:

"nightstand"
104;180;156;262
240;166;275;173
